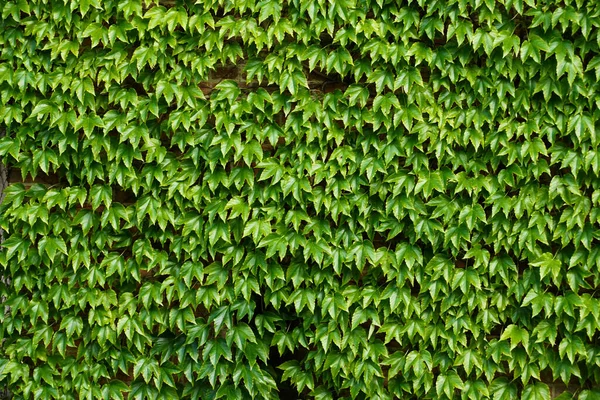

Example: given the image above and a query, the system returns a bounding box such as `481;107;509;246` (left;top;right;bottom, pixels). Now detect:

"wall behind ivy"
1;0;600;399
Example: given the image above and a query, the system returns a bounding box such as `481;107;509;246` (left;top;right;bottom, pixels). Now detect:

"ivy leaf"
490;378;517;400
258;0;282;24
243;219;271;243
279;69;307;96
531;253;561;285
500;324;530;350
38;236;68;262
436;370;463;399
522;383;550;400
579;390;600;400
213;80;240;103
415;170;444;199
209;306;232;334
345;85;369;108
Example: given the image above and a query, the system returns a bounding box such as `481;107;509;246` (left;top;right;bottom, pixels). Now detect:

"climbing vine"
1;0;600;398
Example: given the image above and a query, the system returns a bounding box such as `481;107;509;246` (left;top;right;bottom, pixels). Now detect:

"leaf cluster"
2;0;600;399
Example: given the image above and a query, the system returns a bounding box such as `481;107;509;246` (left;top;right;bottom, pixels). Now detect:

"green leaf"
531;253;562;285
243;219;270;243
522;383;550;400
436;370;463;399
38;236;68;262
490;378;517;400
279;69;307;95
209;306;232;334
500;325;530;350
213;80;240;103
258;0;282;24
345;85;369;107
579;390;600;400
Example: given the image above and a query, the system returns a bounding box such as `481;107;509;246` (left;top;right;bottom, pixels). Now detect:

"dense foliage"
1;0;600;398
